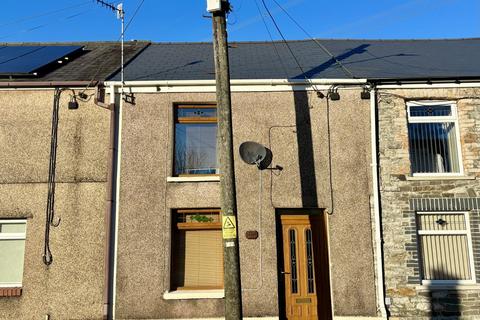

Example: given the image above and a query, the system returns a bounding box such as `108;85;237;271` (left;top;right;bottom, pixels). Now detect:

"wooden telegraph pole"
207;1;243;319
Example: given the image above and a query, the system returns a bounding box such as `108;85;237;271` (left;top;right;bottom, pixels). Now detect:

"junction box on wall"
207;0;223;12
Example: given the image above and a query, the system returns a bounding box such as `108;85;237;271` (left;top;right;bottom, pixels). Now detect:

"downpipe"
370;87;388;319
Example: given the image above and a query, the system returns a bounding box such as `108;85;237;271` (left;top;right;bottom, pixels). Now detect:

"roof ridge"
147;37;480;46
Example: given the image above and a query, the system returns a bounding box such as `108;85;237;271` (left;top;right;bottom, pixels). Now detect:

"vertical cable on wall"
43;88;63;265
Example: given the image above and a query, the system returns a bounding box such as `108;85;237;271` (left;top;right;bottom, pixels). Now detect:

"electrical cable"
268;125;296;208
124;0;145;34
253;0;289;79
259;0;323;95
80;0;146;95
260;0;309;79
43;88;63;266
270;0;356;79
242;168;264;291
260;1;344;215
325;94;335;215
0;7;93;41
0;1;91;30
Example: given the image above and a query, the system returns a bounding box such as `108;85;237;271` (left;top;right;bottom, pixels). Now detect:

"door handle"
280;271;290;275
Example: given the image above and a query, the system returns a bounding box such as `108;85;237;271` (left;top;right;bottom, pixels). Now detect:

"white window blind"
417;212;475;284
171;210;223;290
407;102;463;175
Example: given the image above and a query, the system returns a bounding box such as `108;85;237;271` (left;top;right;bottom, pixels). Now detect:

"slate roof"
110;38;480;82
0;41;149;82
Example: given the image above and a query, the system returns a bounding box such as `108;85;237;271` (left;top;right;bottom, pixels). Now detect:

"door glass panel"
306;228;315;293
289;229;298;294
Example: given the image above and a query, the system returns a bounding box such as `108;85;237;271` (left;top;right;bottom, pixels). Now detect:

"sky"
0;0;478;43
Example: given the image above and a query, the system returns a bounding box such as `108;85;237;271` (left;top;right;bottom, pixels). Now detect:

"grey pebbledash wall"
114;89;378;319
378;88;480;319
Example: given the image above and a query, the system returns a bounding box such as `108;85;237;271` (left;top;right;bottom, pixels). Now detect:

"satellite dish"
239;141;267;166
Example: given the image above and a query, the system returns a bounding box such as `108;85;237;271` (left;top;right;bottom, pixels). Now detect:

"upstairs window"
174;105;218;176
0;220;27;287
407;102;463;175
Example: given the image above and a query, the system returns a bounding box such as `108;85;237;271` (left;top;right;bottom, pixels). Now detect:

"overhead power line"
253;0;289;79
0;8;93;40
269;0;356;79
125;0;145;33
259;0;312;81
0;1;91;29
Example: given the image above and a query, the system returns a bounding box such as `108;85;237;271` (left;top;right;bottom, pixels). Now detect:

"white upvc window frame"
417;211;476;285
0;219;27;287
406;101;464;177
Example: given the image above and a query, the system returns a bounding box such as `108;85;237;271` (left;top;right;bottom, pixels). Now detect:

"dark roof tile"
110;38;480;81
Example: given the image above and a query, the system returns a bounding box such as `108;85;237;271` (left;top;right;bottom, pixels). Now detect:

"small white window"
0;220;27;287
416;212;475;285
407;101;463;176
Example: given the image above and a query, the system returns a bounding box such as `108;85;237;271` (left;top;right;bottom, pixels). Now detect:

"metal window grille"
416;212;476;284
407;102;462;175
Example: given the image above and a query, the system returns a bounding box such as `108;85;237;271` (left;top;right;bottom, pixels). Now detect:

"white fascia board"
377;82;480;89
104;78;367;93
106;78;367;86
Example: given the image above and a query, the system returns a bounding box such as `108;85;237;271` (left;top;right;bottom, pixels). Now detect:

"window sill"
416;284;480;291
406;175;476;181
0;287;22;297
163;289;224;300
167;176;220;183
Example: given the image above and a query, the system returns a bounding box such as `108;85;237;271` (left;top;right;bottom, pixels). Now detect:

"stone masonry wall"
378;88;480;319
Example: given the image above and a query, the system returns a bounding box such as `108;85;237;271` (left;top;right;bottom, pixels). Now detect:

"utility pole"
207;1;243;319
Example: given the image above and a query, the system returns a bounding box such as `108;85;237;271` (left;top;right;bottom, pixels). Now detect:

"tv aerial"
239;141;282;171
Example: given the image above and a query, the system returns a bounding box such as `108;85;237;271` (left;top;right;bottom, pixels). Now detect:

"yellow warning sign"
222;216;237;239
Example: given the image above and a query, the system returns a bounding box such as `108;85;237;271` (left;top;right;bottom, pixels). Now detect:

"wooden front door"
280;214;331;320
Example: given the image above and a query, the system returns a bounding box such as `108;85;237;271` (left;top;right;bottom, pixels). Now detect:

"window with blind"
407;102;463;175
416;212;476;284
171;209;223;290
174;104;218;176
0;220;27;287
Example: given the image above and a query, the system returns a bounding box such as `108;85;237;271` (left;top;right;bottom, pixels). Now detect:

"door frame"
275;209;333;320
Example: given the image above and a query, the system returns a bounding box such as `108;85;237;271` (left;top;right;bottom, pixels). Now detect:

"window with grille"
171;209;223;290
407;101;463;175
0;220;27;287
416;212;476;284
174;104;218;176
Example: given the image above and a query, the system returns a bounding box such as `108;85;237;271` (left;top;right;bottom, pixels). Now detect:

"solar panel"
0;45;83;75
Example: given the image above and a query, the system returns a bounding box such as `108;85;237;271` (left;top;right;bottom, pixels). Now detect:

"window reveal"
174;105;218;176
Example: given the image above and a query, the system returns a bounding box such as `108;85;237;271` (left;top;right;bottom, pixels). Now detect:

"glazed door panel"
280;215;331;320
